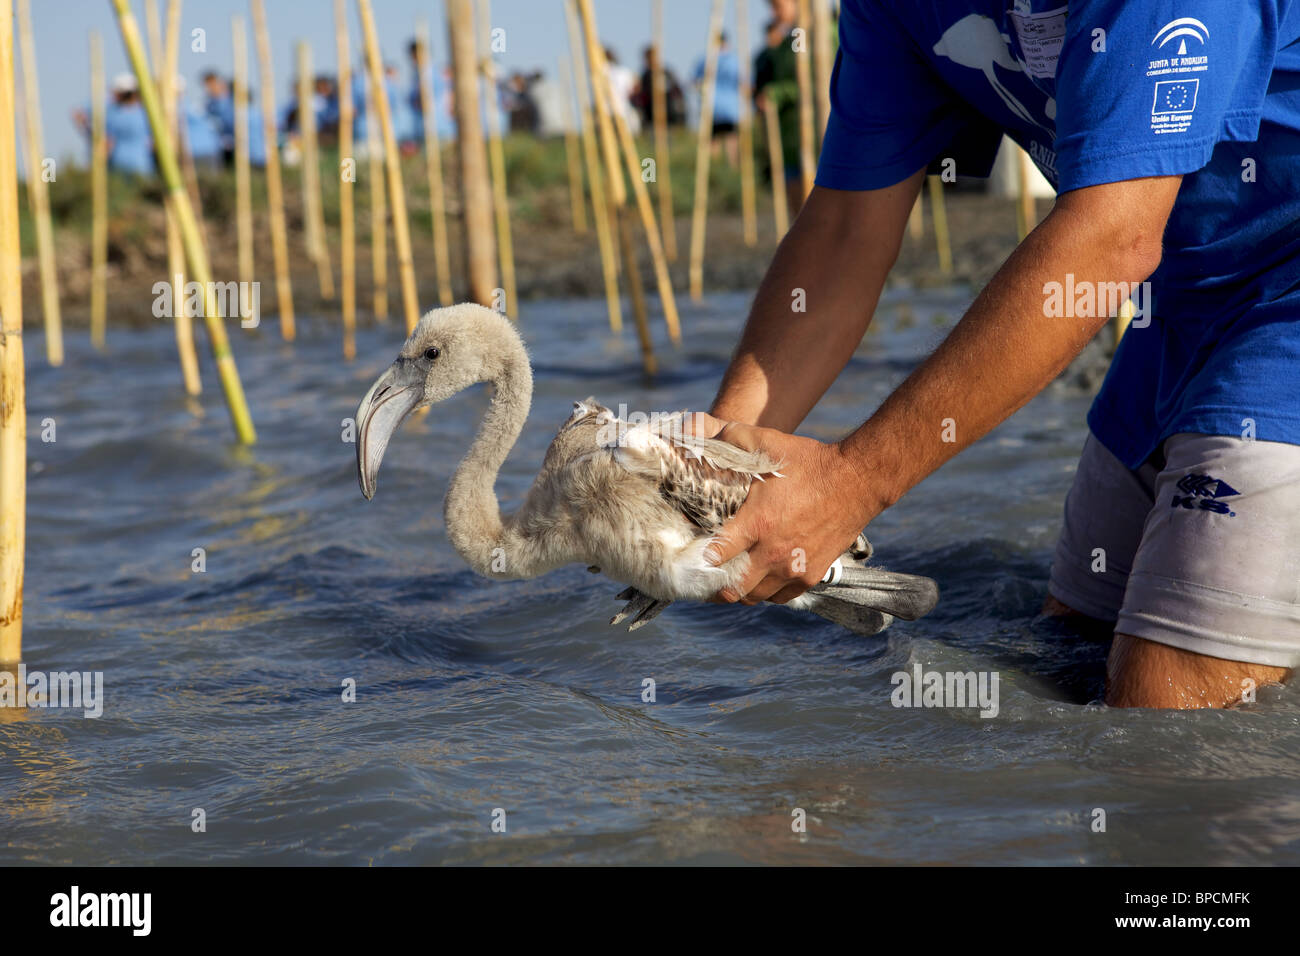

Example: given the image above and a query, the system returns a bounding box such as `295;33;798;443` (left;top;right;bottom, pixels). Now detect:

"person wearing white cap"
110;72;137;95
104;72;154;175
74;71;153;175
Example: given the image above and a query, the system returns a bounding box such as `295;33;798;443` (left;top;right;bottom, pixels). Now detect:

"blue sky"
23;0;785;161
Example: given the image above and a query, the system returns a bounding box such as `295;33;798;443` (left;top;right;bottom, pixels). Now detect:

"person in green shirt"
753;0;838;222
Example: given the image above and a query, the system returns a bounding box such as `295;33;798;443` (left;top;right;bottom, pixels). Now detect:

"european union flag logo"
1152;79;1199;115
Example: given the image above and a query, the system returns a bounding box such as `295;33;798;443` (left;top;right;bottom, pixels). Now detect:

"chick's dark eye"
423;347;440;361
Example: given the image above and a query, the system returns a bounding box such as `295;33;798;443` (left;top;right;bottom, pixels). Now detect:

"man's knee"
1041;594;1080;617
1106;633;1291;709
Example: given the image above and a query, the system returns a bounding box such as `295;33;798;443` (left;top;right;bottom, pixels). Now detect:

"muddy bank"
22;188;1037;331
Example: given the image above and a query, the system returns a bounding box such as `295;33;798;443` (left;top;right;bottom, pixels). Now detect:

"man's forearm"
836;178;1178;520
711;173;924;431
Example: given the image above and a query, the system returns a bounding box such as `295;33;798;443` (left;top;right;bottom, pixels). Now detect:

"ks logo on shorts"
1171;473;1239;516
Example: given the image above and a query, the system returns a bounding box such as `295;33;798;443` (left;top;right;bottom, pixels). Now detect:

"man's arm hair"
840;175;1182;514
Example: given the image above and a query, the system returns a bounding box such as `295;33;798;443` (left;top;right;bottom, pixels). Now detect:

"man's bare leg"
1106;634;1290;709
1042;596;1289;708
1041;595;1080;617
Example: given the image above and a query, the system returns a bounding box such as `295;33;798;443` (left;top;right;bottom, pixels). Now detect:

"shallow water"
4;290;1297;865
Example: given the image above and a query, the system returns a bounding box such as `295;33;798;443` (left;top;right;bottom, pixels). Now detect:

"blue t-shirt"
406;69;458;142
696;49;741;124
433;72;457;140
205;93;235;152
387;77;417;143
350;74;369;142
817;0;1300;469
408;74;426;142
183;101;222;160
352;74;427;143
247;106;267;167
104;102;154;176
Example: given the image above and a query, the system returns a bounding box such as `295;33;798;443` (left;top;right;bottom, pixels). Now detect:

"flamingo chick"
355;304;939;634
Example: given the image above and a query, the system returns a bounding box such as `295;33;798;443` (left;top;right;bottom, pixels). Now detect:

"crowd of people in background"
71;0;821;204
71;71;230;176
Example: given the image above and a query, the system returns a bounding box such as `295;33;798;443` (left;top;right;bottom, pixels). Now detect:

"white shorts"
1048;432;1300;669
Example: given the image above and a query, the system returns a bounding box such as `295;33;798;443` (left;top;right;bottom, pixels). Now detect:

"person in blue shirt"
350;71;370;144
406;39;430;145
243;89;267;169
173;76;222;170
279;87;298;139
694;31;741;165
102;74;154;176
692;0;1300;710
405;41;460;143
352;64;420;153
183;101;222;169
433;68;457;141
386;62;418;154
313;75;340;144
201;70;235;165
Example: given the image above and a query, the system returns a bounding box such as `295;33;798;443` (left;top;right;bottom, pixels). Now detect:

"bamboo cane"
927;174;952;276
146;1;179;328
167;0;208;250
650;0;676;262
687;0;726;301
575;1;622;211
145;0;161;95
811;0;832;145
576;0;656;375
762;97;791;239
1113;297;1135;351
736;0;757;247
297;41;334;300
447;0;497;307
357;0;420;333
176;116;208;250
154;0;201;396
795;0;816;200
0;0;26;664
416;24;453;308
607;64;681;345
232;15;253;290
762;99;789;238
558;59;586;235
296;42;319;269
1016;145;1036;242
476;0;517;318
15;0;61;367
364;76;388;319
89;31;108;350
335;0;355;359
563;0;619;332
566;0;620;283
617;216;654;375
908;192;923;241
110;0;257;444
250;0;295;340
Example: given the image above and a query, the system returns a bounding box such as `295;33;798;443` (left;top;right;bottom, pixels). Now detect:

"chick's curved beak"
356;360;424;500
